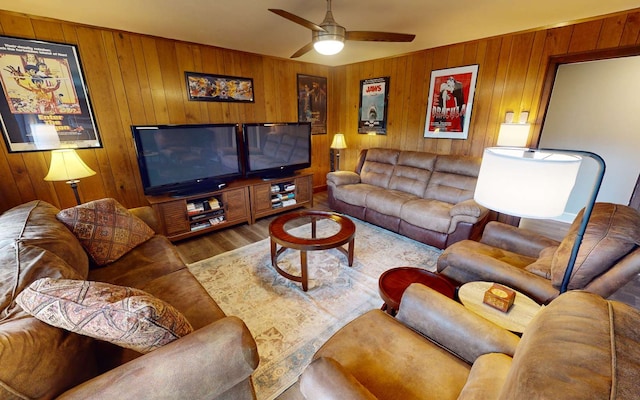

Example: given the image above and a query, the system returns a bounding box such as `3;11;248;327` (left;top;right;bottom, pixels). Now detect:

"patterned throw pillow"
56;198;155;266
16;278;193;354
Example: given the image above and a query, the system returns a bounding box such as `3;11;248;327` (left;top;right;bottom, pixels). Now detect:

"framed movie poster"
358;76;389;134
185;72;254;103
423;64;479;139
0;36;101;152
297;74;327;135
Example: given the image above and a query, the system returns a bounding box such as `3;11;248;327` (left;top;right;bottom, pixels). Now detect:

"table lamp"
45;149;96;205
474;147;605;293
330;133;347;171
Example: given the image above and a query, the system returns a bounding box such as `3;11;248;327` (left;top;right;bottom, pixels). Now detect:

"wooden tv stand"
146;173;313;241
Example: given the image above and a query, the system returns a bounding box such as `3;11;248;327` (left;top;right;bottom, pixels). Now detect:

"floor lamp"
330;133;347;171
44;149;96;205
474;147;605;293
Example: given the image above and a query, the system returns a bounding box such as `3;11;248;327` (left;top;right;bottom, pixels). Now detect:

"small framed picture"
185;72;254;103
358;76;389;135
297;74;327;135
424;64;479;139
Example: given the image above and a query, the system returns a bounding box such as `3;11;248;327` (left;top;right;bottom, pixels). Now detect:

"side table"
378;267;457;315
458;281;543;333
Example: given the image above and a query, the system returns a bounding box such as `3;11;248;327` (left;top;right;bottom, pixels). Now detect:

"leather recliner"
437;202;640;304
299;284;640;399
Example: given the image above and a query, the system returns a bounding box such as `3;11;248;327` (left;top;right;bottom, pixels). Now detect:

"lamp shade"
44;149;96;182
330;133;347;149
474;147;582;218
496;123;530;147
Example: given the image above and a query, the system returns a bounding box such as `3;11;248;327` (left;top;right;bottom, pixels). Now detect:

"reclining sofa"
300;284;640;399
327;148;490;249
0;199;259;399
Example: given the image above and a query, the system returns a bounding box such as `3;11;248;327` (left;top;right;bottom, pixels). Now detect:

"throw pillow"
56;198;155;266
15;278;193;354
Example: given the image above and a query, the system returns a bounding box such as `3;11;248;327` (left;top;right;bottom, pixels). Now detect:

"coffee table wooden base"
269;211;356;291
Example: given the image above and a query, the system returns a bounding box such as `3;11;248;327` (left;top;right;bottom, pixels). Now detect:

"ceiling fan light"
314;39;344;55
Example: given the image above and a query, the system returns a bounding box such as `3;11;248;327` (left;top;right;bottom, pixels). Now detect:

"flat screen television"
242;122;311;179
131;123;243;196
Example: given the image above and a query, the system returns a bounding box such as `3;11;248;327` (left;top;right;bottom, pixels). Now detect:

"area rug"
187;218;442;400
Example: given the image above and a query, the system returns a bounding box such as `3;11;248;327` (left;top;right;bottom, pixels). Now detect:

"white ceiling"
1;0;639;66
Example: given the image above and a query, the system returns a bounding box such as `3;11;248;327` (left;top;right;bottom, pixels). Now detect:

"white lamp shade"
314;39;344;55
496;123;530;147
45;149;96;182
330;133;347;149
474;147;582;218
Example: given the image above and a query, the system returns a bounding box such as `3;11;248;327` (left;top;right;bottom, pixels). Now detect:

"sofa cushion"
399;199;456;233
424;155;480;203
0;312;97;400
0;200;88;283
16;278;193;354
332;183;384;208
56;198;155;266
525;246;556;279
314;309;470;399
359;148;399;188
365;189;419;218
551;203;640;289
388;151;436;197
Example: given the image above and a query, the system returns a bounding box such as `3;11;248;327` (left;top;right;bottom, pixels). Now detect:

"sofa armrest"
450;199;488;219
480;221;560;258
396;284;520;365
300;357;377;400
57;317;259;400
128;206;161;234
326;171;361;187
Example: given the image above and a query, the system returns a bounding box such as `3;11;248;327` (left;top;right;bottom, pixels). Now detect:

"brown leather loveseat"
327;148;490;249
0;200;259;399
299;284;640;399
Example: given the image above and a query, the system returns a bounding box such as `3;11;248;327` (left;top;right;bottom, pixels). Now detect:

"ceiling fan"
269;0;416;58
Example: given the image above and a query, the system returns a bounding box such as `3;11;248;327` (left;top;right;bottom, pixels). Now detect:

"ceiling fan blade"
269;9;326;32
291;42;315;58
346;31;416;42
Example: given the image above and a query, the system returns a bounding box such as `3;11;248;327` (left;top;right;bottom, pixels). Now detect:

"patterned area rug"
188;218;441;400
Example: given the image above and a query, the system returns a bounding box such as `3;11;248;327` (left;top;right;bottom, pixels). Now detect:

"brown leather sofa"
299;283;640;399
327;148;490;249
437;202;640;304
0;200;259;399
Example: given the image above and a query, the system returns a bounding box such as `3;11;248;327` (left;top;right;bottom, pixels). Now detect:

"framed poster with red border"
423;64;478;139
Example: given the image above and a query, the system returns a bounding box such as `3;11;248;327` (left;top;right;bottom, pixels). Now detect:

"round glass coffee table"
269;210;356;291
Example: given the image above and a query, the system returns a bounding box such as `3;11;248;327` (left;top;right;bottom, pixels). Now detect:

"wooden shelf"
146;181;251;242
146;173;313;241
248;173;313;224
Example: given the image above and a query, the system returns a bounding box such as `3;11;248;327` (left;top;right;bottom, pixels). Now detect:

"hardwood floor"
174;191;331;264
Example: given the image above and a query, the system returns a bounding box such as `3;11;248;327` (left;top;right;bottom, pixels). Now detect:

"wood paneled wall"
331;9;640;171
1;9;639;213
0;11;330;212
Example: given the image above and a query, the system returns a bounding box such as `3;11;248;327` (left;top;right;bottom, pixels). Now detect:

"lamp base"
66;179;82;205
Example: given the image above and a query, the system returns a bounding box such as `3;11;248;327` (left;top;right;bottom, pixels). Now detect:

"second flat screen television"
242;122;311;179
